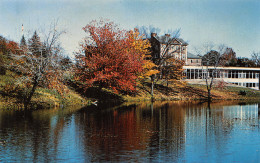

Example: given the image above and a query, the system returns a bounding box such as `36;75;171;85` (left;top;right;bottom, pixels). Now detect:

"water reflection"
1;102;260;162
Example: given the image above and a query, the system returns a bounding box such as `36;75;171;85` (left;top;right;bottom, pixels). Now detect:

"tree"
251;51;260;67
196;43;227;101
20;35;27;49
162;57;185;87
28;31;42;57
236;57;256;67
202;50;220;66
0;36;7;54
75;20;155;93
221;47;237;66
11;23;65;108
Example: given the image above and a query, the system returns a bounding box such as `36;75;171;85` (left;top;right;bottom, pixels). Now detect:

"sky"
0;0;260;58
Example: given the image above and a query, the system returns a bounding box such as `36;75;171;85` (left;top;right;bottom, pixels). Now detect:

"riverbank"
2;70;260;109
0;70;89;109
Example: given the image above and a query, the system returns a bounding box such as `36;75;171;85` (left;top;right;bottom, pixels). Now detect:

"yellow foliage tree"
126;29;159;80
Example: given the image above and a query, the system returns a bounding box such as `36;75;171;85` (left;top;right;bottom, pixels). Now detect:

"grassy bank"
0;70;89;109
2;69;260;109
123;81;260;102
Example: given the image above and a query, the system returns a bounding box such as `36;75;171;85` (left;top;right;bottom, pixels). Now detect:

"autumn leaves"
75;20;159;93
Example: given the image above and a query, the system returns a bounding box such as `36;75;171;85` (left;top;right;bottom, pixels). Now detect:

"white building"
184;66;260;90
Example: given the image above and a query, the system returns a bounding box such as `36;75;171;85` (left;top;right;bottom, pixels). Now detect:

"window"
238;73;242;78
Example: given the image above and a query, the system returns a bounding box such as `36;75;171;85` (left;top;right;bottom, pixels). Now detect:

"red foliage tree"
6;41;21;55
76;20;149;93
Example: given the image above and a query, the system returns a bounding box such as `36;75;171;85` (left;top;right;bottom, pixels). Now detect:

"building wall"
160;44;188;63
186;59;202;66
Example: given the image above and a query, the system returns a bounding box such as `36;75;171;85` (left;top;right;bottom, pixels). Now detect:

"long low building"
183;66;260;90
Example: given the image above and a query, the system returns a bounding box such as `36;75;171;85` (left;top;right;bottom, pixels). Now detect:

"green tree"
20;35;27;49
28;31;42;57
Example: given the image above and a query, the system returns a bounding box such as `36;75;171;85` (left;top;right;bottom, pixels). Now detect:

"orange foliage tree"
75;20;157;93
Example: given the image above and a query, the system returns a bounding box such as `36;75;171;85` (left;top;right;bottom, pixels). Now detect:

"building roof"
187;52;201;59
152;35;188;46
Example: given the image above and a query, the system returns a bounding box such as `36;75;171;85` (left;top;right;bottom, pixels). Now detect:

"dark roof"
153;35;188;45
187;52;201;59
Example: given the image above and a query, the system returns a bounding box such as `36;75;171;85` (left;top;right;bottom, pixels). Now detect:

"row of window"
185;69;260;79
231;82;259;87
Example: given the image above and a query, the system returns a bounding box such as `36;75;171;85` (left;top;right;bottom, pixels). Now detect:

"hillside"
0;70;89;109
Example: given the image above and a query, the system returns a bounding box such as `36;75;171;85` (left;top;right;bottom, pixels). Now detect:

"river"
1;101;260;162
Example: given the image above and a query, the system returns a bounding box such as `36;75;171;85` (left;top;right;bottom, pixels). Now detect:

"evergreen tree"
20;35;27;49
28;31;42;56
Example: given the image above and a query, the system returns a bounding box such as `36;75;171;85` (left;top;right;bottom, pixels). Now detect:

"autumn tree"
0;36;22;75
221;47;237;66
75;20;156;93
11;23;65;108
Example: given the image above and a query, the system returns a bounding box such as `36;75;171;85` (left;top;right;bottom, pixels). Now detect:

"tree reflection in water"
0;101;260;162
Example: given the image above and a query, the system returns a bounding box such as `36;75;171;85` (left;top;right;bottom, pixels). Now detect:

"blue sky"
1;0;260;58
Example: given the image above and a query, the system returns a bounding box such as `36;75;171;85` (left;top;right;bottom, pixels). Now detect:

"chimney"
165;34;171;37
151;33;157;37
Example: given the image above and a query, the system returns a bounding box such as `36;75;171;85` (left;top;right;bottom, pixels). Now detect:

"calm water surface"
1;101;260;162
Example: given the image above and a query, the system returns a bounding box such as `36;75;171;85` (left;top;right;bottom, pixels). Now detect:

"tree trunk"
24;80;38;109
151;78;155;102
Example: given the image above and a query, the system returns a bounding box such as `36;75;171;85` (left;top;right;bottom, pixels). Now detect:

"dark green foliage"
236;57;256;67
202;50;220;66
28;31;42;56
20;35;27;48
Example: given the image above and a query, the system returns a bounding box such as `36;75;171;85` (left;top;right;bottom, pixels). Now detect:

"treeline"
200;47;260;67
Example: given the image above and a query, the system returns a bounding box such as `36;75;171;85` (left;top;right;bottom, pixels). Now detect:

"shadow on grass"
141;82;179;96
66;80;124;105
